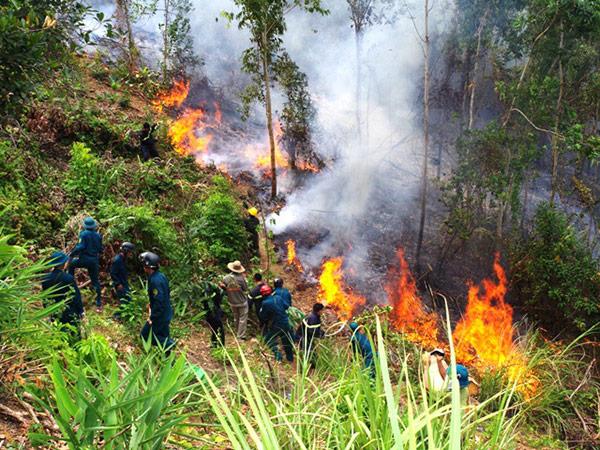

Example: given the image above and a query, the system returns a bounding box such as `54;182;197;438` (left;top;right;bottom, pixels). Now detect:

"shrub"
64;142;122;205
97;200;179;260
189;177;248;264
511;203;600;333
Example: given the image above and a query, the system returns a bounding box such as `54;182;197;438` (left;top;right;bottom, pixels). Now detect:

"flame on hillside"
319;257;366;321
152;79;190;113
286;240;304;272
168;108;213;157
385;248;439;349
254;121;288;174
452;254;539;398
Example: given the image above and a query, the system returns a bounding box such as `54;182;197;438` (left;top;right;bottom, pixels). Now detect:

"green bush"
511;203;600;333
97;200;179;260
64;142;123;205
189;176;248;264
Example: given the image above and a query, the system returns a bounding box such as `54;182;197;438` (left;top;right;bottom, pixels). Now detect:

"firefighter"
139;252;175;352
259;287;294;363
140;122;159;161
272;278;292;308
42;251;84;329
349;322;374;377
244;207;260;256
69;217;103;312
296;302;325;369
110;241;135;316
220;260;249;340
248;272;267;328
202;281;225;347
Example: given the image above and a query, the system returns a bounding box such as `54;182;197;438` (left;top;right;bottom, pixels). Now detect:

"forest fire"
385;249;439;349
452;254;538;398
168;108;213;157
319;257;366;321
286;240;303;272
152;79;190;112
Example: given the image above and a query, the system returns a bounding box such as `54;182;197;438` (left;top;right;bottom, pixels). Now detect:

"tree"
0;0;98;114
159;0;199;81
226;0;327;199
346;0;374;146
114;0;140;72
408;0;431;274
511;203;600;334
275;53;320;170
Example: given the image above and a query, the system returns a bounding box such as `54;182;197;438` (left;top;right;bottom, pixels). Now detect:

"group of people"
40;216;333;366
41;216;175;351
41;217;425;386
209;259;326;365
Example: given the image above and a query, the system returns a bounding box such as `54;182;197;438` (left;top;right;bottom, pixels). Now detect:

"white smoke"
89;0;455;287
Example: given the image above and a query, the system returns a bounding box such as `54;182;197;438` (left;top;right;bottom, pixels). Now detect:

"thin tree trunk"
520;170;530;234
468;9;489;130
116;0;138;73
162;0;170;83
415;0;430;273
355;30;363;146
550;21;564;206
261;34;277;199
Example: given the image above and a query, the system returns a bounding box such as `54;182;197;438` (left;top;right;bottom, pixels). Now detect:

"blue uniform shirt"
70;230;103;259
148;270;173;323
447;364;470;389
351;332;373;361
41;269;83;316
272;287;292;308
110;253;128;289
259;293;290;329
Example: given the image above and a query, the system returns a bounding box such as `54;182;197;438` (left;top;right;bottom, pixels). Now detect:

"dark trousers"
250;299;266;333
265;326;294;362
141;320;175;351
141;144;159;161
69;256;101;307
206;315;225;347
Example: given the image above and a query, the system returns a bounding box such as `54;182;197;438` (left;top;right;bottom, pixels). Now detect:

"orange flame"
453;254;538;398
255;120;288;174
152;79;190;113
168;108;213;157
286;240;304;272
386;249;440;349
319;257;366;321
296;159;320;173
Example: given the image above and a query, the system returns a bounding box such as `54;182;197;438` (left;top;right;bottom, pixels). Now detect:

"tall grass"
198;314;523;449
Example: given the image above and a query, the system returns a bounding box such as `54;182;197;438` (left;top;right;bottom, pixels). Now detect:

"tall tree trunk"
261;35;277;199
162;0;170;83
550;21;564;206
415;0;430;273
355;30;363;146
115;0;138;73
468;9;489;130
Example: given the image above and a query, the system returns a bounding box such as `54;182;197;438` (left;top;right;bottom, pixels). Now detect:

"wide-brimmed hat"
83;217;98;230
227;260;245;273
430;348;445;357
49;251;69;267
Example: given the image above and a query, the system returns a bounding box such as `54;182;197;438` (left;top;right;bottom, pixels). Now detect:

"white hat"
227;260;245;273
